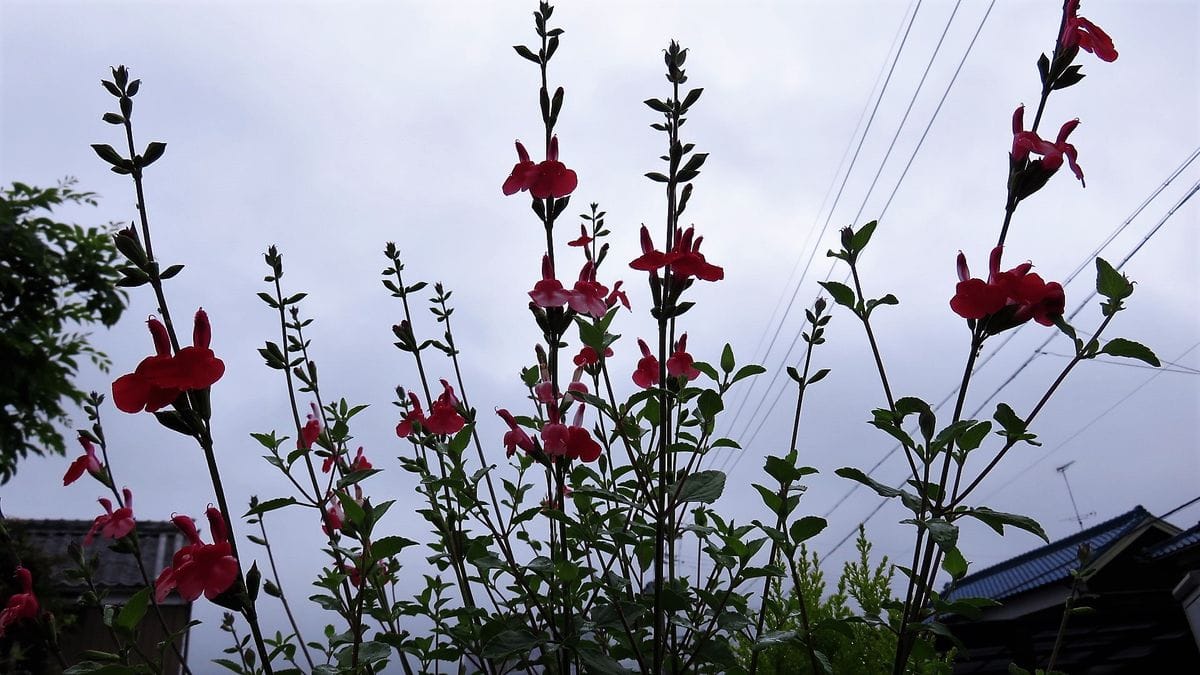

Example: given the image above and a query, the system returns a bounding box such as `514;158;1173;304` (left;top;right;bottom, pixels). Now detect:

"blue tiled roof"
1143;521;1200;560
943;506;1153;603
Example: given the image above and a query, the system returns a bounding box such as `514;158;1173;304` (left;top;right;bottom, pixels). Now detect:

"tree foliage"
0;180;125;483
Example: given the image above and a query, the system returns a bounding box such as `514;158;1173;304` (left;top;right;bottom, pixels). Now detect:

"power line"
718;0;926;452
976;341;1200;503
820;180;1200;559
718;1;995;475
814;146;1200;525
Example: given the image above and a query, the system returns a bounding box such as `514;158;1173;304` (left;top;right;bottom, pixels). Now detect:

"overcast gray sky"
2;0;1197;668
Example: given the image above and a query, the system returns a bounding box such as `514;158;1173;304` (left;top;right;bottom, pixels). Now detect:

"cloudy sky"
2;0;1197;668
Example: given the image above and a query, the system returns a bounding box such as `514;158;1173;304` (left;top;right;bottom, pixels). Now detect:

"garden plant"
0;1;1163;674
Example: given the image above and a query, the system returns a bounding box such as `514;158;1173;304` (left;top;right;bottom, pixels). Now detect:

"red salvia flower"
950;247;1065;331
497;408;535;458
568;261;609;318
1061;0;1117;63
395;392;425;438
502;136;578;199
112;310;225;414
0;567;39;637
349;447;372;472
632;339;660;389
154;508;238;603
63;434;104;486
299;402;322;449
573;345;612;367
85;487;136;545
1011;106;1085;186
629;225;724;282
567;224;593;248
565;405;601;463
666;333;701;381
425;380;466;435
605;280;631;311
322;493;346;537
529;254;572;309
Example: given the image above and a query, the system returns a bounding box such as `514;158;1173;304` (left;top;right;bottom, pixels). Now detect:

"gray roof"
11;518;188;605
943;506;1158;603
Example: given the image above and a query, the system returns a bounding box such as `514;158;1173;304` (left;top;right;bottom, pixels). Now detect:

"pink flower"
1061;0;1117;63
633;339;660;389
154;508;239;603
85;488;136;545
0;567;39;637
425;380;466;436
1012;106;1085;186
666;333;701;381
497;408;535;458
395;392;425;438
529;254;572;309
63;434;104;486
502;137;578;199
540;414;570;458
950;247;1065;331
568;262;609;318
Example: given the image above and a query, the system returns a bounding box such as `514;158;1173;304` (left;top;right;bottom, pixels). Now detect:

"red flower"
63;434;104;486
502;137;578;199
322;494;346;537
349;447;372;472
1061;0;1117;63
666;333;701;381
568;262;609;318
395;392;425;438
567;224;593;248
85;488;136;545
629;225;723;282
1012;106;1085;186
425;380;466;436
573;345;612;367
497;408;535;458
564;406;601;463
606;280;631;311
300;402;322;450
632;339;660;389
112;310;225;414
950;247;1065;331
529;254;572;309
0;567;39;637
154;508;238;603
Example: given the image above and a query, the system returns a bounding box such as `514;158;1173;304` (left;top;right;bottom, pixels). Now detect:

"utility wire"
821;180;1200;559
719;0;926;452
814;147;1200;523
718;1;994;475
976;341;1200;503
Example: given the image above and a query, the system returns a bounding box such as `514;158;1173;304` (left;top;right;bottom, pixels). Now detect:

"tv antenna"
1056;461;1095;531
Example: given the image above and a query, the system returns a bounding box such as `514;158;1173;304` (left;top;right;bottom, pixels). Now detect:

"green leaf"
942;546;968;580
960;506;1049;542
789;516;827;544
1095;257;1132;300
481;629;542;658
675;470;726;503
697;389;723;419
140;141;166;167
835;467;922;513
1100;338;1160;367
851;220;878;252
114;587;150;634
371;535;419;559
731;364;765;384
819;281;855;309
244;497;298;518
